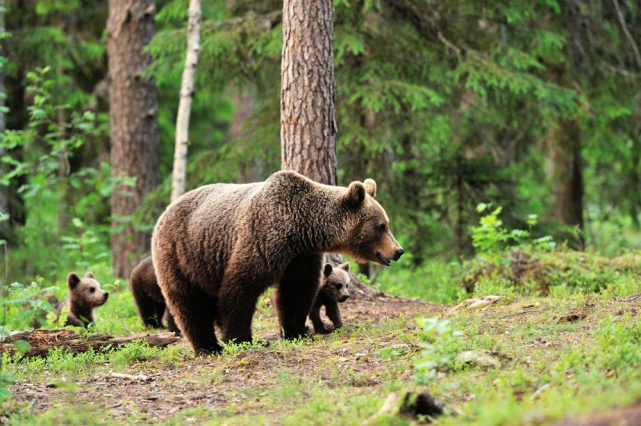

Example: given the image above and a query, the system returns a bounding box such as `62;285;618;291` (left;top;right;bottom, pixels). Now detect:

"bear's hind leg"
218;280;264;345
163;308;181;335
154;301;167;329
132;282;163;329
277;254;322;340
162;278;220;354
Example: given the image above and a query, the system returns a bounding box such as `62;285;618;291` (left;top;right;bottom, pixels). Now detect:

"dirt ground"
10;293;441;422
8;292;641;425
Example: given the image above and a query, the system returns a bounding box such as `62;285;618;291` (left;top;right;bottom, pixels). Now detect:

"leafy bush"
413;318;465;382
463;204;640;296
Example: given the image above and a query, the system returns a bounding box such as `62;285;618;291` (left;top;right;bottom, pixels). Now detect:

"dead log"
0;329;180;358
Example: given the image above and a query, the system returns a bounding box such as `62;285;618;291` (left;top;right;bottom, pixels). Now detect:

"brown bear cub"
130;257;179;334
309;263;351;334
57;272;109;328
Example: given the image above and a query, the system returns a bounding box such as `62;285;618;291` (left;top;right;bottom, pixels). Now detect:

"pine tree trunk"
0;0;8;241
107;0;161;279
280;0;337;185
550;119;585;247
171;0;201;202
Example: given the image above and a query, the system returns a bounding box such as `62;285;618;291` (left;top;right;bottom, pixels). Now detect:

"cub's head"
341;179;404;266
67;272;109;308
320;263;351;303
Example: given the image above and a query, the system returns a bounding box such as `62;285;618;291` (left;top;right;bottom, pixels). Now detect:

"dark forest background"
0;0;640;288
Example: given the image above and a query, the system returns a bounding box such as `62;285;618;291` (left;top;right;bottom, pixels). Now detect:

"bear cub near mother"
130;257;179;334
308;262;351;334
152;170;404;354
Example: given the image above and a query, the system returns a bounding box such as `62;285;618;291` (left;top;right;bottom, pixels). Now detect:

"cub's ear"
323;264;333;278
67;273;81;290
85;271;95;279
338;262;351;272
363;179;377;198
344;181;366;208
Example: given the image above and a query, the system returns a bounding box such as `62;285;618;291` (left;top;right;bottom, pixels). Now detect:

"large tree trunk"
171;0;201;202
549;119;585;247
107;0;161;279
280;0;337;185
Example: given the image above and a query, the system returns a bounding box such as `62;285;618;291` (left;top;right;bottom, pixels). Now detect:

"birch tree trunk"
280;0;337;185
171;0;202;202
107;0;161;279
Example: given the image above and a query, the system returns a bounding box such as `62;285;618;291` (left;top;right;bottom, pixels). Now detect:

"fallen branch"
0;329;180;358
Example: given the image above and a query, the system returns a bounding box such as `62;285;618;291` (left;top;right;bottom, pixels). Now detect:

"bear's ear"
344;181;366;208
67;273;81;290
338;262;351;272
323;264;333;278
85;271;95;279
363;179;377;198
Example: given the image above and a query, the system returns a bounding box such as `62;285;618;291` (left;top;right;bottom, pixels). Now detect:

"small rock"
455;351;500;368
389;344;409;349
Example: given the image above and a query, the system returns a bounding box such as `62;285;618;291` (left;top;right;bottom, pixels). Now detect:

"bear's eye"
336;284;343;290
90;287;96;293
378;223;386;232
346;284;349;288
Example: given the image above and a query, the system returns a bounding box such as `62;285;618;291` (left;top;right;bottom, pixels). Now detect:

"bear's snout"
340;295;349;303
393;247;405;261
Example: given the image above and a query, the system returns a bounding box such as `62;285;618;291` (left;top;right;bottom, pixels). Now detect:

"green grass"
0;252;640;425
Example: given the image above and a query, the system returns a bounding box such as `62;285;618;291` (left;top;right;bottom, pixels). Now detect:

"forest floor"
4;287;641;425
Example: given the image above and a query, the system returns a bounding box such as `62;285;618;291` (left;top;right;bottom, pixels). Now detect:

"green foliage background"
0;0;639;291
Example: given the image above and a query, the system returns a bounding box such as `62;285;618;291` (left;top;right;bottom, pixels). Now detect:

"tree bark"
280;0;337;185
549;119;585;247
0;0;8;241
107;0;161;279
171;0;201;202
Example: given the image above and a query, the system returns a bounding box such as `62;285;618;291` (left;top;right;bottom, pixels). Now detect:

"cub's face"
320;263;351;303
342;179;404;266
67;272;109;307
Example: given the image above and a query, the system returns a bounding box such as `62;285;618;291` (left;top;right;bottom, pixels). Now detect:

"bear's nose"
393;248;405;261
104;292;109;300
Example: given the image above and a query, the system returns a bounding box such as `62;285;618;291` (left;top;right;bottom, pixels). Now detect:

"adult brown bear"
152;170;403;354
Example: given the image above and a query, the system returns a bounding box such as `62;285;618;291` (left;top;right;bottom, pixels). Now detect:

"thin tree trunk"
280;0;337;185
107;0;161;279
455;156;465;262
171;0;201;202
0;0;8;241
550;119;585;247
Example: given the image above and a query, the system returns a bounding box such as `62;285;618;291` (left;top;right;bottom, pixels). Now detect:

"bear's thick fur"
57;272;109;328
152;170;403;354
308;262;351;334
130;257;179;333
